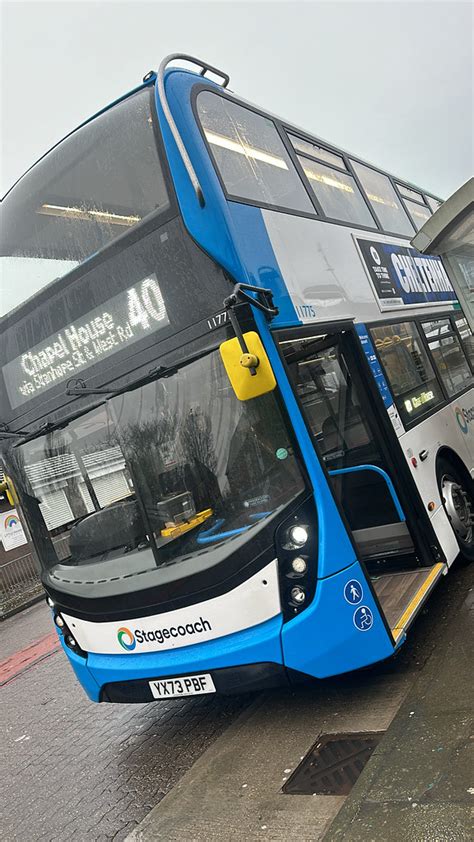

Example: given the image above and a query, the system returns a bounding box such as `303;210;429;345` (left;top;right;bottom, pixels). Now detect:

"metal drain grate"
282;731;384;796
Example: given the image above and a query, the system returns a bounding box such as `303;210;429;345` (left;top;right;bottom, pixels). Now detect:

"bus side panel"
64;614;284;702
156;70;243;292
260;210;381;325
281;561;395;678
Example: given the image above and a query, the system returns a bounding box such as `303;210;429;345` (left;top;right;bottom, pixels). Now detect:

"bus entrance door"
284;331;415;565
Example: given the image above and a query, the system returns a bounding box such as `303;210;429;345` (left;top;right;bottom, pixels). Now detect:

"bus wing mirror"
219;331;276;400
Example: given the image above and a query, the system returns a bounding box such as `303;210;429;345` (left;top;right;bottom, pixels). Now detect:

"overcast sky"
1;0;472;199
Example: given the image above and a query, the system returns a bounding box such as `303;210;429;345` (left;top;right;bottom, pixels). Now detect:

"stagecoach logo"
455;405;474;434
117;627;136;651
117;617;213;651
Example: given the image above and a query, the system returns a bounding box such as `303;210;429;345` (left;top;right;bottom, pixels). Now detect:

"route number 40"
127;276;167;331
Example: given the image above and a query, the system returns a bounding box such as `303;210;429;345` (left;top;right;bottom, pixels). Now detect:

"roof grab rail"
155;54;230;208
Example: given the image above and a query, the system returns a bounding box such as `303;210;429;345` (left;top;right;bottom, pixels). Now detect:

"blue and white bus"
1;55;473;702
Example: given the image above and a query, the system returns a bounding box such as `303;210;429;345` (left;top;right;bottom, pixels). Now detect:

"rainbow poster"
1;508;28;552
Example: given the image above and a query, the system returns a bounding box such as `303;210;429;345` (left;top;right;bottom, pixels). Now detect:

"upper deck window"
1;88;169;318
395;183;432;232
296;155;375;228
196;92;314;214
402;198;432;232
396;184;424;203
288;135;345;170
350;162;414;237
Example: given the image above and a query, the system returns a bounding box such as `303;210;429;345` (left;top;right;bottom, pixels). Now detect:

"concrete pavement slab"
3;539;471;840
127;560;472;842
126;670;414;841
324;563;473;841
332;802;472;842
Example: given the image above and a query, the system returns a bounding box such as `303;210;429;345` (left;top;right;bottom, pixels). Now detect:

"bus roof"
3;61;443;205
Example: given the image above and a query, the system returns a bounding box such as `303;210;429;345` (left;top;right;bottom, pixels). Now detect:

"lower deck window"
370;321;443;425
422;319;473;397
454;316;474;367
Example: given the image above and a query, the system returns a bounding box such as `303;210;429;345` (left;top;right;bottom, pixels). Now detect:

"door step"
371;563;446;642
366;553;422;575
353;521;414;561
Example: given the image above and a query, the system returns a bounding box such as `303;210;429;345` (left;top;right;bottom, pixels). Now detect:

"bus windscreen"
10;349;305;580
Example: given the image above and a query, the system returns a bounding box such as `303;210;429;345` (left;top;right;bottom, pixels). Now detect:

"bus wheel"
437;458;474;562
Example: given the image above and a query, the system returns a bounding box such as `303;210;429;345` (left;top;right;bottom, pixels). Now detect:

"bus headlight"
291;556;307;575
288;525;308;548
275;496;317;620
55;614;65;628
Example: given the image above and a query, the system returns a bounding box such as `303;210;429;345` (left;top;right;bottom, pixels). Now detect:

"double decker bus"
1;55;472;703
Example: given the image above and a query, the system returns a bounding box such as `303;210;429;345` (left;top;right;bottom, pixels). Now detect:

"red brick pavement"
2;636;250;841
0;632;60;686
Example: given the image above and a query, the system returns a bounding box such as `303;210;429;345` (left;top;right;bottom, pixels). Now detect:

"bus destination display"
355;237;457;311
3;274;169;409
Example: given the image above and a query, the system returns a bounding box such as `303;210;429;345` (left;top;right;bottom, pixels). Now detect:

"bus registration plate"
149;673;216;699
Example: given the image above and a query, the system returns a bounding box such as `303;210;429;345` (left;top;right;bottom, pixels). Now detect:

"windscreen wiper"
0;423;32;440
11;346;219;446
65;365;170;397
65;343;220;398
10;326;232;449
10;401;108;446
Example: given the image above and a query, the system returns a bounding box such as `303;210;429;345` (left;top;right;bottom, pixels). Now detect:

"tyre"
437;457;474;562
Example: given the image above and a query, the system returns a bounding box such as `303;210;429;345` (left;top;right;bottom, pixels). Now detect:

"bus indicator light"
290;586;306;605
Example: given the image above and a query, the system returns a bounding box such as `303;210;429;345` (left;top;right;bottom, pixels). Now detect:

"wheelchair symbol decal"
353;606;373;631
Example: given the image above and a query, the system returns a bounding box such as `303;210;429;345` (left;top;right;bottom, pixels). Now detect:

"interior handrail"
328;464;406;522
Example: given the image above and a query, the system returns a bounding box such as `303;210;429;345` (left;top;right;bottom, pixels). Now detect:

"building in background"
412;178;474;331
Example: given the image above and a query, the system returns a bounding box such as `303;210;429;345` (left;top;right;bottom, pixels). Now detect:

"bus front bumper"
61;560;396;702
63;613;285;703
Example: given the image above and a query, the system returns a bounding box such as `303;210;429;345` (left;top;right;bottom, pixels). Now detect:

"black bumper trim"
100;662;293;702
